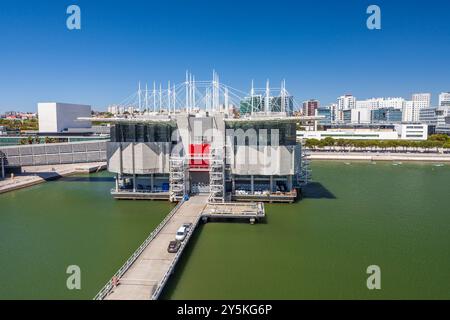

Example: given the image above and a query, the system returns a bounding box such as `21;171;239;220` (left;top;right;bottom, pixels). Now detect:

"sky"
0;0;449;112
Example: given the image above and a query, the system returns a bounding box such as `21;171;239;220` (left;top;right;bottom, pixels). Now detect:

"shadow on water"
301;182;336;199
28;173;114;183
61;176;115;183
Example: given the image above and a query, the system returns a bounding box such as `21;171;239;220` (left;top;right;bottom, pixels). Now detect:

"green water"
0;172;171;299
163;162;450;299
1;162;450;299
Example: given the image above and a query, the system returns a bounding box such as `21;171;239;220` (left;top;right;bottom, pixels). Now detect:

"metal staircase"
297;140;311;186
169;156;186;202
209;148;225;203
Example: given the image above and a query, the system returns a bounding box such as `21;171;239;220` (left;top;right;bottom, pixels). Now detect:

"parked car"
167;240;181;253
175;226;188;241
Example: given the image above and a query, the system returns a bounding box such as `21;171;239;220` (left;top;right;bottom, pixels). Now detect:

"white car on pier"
175;226;188;241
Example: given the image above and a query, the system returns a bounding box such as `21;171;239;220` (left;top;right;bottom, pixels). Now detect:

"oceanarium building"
103;74;314;203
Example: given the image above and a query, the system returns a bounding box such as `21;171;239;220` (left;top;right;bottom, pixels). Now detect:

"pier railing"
151;214;202;300
93;199;185;300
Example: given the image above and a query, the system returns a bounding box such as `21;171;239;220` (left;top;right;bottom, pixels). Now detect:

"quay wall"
308;151;450;162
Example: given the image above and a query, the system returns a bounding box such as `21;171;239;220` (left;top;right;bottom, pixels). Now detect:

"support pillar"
1;157;5;179
150;174;154;192
287;175;293;192
132;143;136;192
269;175;273;193
250;175;254;194
231;175;235;193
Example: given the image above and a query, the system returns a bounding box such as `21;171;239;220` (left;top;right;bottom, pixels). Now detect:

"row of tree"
19;136;57;145
304;134;450;151
0;118;39;131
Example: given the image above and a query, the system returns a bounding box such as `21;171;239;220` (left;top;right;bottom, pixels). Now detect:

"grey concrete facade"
0;141;107;167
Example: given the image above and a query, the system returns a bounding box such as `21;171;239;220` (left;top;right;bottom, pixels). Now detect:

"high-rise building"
403;93;431;122
337;95;356;110
356;97;405;111
302;99;319;116
439;92;450;107
316;106;332;125
412;93;431;109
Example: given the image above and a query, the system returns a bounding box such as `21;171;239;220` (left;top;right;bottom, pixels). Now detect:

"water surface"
0;172;171;299
163;161;450;299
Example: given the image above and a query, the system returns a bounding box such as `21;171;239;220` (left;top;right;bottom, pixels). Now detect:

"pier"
95;196;264;300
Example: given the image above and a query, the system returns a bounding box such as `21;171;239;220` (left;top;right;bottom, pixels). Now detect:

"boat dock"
95;195;264;300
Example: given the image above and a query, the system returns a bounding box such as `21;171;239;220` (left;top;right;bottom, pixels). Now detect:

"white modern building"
297;123;428;141
402;93;431;122
355;97;405;111
439;92;450;107
337;95;356;110
395;123;428;140
350;108;371;124
38;102;92;133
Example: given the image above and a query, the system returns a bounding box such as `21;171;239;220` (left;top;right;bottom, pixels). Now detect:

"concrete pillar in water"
287;175;293;191
1;157;5;179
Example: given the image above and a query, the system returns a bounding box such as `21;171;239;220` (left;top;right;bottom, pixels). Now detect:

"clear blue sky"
0;0;449;112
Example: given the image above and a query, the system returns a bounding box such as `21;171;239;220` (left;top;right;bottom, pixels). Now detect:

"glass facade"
371;108;402;123
225;121;297;146
110;123;176;143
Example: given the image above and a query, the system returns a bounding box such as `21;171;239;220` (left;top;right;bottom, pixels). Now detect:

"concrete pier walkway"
103;195;209;300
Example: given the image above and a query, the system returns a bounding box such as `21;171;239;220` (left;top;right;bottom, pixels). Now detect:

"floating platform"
231;191;297;203
202;202;265;222
111;190;170;200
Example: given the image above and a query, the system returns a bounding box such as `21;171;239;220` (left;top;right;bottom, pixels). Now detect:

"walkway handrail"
151;214;202;300
93;199;185;300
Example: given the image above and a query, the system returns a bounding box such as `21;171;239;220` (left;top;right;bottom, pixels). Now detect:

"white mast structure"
159;83;162;113
145;83;148;113
138;82;142;113
185;71;189;112
281;79;286;113
224;87;229;115
192;76;195;109
167;81;171;115
250;79;254;115
153;82;156;113
189;73;192;112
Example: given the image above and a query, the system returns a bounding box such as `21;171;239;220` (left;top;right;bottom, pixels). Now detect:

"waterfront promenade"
307;151;450;162
0;162;106;194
